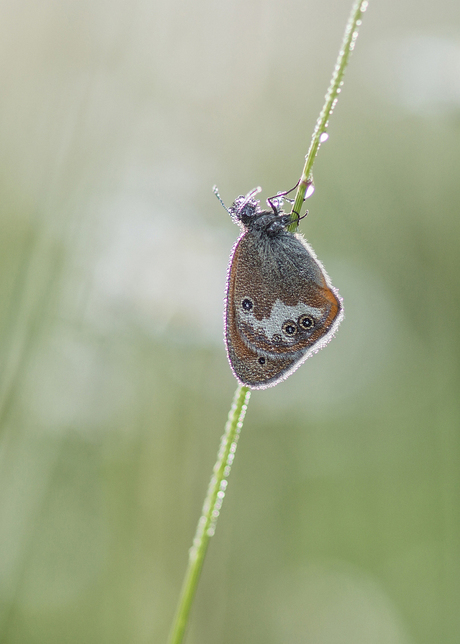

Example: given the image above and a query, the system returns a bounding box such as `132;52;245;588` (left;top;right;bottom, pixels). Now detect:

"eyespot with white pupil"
241;298;253;311
298;314;315;329
282;320;297;336
258;357;266;365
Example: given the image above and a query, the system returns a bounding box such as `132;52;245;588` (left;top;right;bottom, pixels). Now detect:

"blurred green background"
0;0;459;642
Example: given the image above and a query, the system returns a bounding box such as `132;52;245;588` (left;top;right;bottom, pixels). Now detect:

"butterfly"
217;185;343;389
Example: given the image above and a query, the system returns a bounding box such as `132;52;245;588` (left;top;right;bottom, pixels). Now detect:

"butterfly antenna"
212;185;231;213
241;186;262;210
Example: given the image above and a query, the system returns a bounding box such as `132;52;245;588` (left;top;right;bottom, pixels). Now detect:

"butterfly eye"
298;314;315;329
282;320;297;336
241;298;253;311
258;356;266;365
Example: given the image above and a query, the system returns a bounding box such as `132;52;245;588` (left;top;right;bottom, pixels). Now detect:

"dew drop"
306;183;315;198
320;132;329;142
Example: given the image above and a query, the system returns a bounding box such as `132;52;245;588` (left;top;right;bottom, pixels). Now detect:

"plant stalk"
288;0;369;232
167;1;369;641
166;385;251;644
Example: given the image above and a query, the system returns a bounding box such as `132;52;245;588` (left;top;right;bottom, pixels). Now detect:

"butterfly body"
224;189;342;389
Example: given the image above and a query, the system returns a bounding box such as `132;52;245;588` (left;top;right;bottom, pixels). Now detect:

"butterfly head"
229;188;291;236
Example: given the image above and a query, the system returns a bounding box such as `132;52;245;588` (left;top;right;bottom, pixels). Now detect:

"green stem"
288;0;369;232
167;385;251;644
167;2;369;641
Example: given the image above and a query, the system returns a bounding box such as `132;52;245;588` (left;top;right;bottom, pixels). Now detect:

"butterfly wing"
225;236;299;388
231;231;341;345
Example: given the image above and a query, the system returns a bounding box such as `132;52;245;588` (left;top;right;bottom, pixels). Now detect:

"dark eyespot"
258;356;266;365
282;320;297;336
241;298;253;311
298;314;315;329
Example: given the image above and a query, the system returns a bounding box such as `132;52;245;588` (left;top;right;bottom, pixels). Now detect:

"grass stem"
288;0;369;232
166;385;251;644
167;1;370;640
